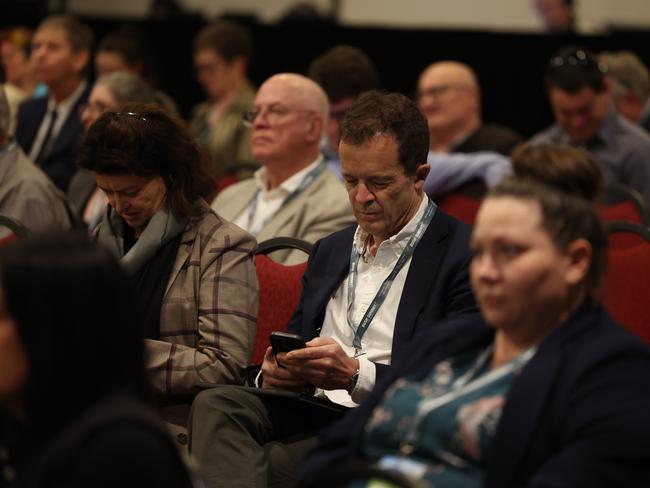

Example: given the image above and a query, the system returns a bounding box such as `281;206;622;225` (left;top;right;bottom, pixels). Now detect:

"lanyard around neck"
246;162;326;236
346;198;436;353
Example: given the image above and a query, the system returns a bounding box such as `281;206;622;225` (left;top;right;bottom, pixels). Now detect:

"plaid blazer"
146;209;258;395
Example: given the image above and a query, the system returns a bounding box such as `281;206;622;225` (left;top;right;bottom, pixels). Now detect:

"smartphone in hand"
269;331;306;356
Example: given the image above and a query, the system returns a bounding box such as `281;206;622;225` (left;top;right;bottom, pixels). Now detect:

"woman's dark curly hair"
77;103;216;218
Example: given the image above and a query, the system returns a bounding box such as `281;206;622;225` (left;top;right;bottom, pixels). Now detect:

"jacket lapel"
392;210;450;350
486;302;600;487
164;224;195;295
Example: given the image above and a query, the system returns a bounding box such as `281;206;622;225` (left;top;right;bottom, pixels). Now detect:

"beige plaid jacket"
146;209;258;395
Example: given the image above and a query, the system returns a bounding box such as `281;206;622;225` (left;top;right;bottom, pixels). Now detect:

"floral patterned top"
360;344;535;487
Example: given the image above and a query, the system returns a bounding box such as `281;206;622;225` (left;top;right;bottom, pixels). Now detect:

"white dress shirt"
320;195;430;407
233;156;323;234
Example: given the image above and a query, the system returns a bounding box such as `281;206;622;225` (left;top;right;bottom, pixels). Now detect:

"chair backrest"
602;183;649;225
437;192;482;225
599;201;644;225
251;237;312;365
603;222;650;345
0;213;31;243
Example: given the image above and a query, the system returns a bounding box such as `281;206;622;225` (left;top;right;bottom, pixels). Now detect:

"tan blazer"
212;168;355;264
146;209;259;395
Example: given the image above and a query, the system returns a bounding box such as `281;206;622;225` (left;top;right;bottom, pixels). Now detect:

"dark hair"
489;178;607;294
97;26;158;86
511;143;604;203
193;19;253;64
0;234;147;438
38;15;93;53
339;90;429;175
308;45;381;103
544;45;606;94
77;103;216;218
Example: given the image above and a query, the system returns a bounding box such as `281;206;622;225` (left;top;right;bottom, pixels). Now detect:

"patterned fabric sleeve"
146;213;259;395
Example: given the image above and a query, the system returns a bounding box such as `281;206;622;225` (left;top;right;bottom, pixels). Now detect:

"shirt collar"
353;194;429;257
46;80;87;113
253;154;323;197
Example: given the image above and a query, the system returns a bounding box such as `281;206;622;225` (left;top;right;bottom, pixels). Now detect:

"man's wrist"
346;360;361;394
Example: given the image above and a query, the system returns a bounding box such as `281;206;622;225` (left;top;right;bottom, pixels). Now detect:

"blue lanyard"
346;198;436;353
246;162;326;236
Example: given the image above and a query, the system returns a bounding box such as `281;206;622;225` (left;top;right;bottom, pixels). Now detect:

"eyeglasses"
417;84;467;101
242;104;314;127
115;111;148;122
548;49;607;74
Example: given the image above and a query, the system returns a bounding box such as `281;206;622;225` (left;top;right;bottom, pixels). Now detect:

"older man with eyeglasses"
211;72;354;264
531;45;650;208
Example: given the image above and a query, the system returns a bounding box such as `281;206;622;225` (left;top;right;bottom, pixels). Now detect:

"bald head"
417;61;481;150
251;73;329;178
263;73;329;124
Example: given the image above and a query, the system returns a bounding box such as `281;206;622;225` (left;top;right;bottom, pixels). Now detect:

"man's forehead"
34;25;69;44
550;86;598;107
419;63;473;88
256;79;301;106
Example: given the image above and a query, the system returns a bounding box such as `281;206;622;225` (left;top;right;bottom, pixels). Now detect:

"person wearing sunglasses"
531;45;650;209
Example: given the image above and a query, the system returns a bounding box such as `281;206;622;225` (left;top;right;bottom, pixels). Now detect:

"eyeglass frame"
242;103;317;128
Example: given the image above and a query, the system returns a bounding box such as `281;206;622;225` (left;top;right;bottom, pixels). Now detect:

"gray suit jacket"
212;168;355;263
0;144;71;236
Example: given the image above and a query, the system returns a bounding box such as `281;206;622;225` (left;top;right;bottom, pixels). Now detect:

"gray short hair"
95;71;156;105
599;50;650;102
0;87;10;139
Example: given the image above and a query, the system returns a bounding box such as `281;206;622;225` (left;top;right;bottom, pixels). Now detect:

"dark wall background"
4;11;650;138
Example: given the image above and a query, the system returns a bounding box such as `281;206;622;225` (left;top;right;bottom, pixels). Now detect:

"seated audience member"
15;15;92;192
212;73;354;264
531;46;650;208
0;27;45;135
301;178;650;488
190;19;257;183
76;104;258;430
308;44;381;177
68;71;156;229
511;143;603;202
0;234;194;487
417;61;521;200
94;25;178;115
598;50;650;132
417;61;522;156
0;87;71;236
189;91;477;488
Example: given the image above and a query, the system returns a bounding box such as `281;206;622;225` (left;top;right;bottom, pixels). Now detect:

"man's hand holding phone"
260;332;310;390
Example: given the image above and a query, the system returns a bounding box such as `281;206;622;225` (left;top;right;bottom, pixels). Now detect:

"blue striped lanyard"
346;198;436;354
246;162;326;236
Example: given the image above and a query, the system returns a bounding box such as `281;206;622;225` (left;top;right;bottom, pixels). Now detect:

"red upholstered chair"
0;213;30;244
603;221;650;345
251;237;312;365
437;193;482;225
600;183;649;225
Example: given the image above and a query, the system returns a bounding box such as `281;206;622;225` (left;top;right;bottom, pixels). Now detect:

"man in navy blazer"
188;91;478;488
15;15;92;191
